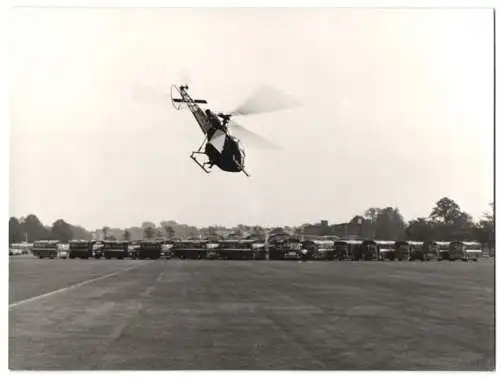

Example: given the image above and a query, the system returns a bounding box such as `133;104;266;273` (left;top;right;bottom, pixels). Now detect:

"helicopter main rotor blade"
231;85;302;116
132;83;170;104
229;120;281;150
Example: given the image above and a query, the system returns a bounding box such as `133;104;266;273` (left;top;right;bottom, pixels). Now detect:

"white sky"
8;7;494;229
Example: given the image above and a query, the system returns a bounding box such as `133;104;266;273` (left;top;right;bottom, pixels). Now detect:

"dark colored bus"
374;240;396;261
360;240;379;261
69;240;96;259
268;234;302;260
32;240;59;259
334;240;363;261
435;241;452;261
301;240;335;260
171;240;208;259
135;241;162;260
102;241;129;259
252;241;267;260
217;240;255;260
448;241;482;261
423;241;439;260
394;241;426;261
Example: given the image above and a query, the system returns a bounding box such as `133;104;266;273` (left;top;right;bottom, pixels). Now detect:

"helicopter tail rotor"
171;85;185;110
171;84;207;110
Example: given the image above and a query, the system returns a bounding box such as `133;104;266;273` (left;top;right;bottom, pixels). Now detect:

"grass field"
9;256;495;370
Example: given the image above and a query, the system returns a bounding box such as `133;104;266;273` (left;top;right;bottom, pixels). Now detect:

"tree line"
8;197;494;249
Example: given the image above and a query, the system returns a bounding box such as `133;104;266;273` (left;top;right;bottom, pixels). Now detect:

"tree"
107;235;117;241
270;227;284;235
143;226;155;240
23;214;51;241
452;211;475;240
364;208;380;223
430;197;462;224
205;226;219;239
251;225;266;240
51;219;74;243
373;207;407;240
164;226;175;240
474;202;494;254
406;218;435;241
428;198;475;240
102;226;110;240
9;217;20;244
141;221;156;229
124;229;131;241
155;228;164;238
70;225;92;240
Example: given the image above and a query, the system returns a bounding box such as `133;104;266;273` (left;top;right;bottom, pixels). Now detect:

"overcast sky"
9;8;493;229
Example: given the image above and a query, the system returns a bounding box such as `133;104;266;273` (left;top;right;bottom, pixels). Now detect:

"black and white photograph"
7;4;495;371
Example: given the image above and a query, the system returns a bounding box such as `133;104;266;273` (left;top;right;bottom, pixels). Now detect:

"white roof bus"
334;240;362;261
449;241;482;262
374;240;396;261
394;241;425;261
435;241;452;261
32;240;59;259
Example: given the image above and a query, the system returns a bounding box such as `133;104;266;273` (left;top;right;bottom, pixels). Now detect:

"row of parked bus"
28;235;485;262
30;240;164;260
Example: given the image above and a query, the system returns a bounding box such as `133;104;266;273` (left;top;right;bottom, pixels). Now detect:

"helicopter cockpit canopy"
233;136;246;166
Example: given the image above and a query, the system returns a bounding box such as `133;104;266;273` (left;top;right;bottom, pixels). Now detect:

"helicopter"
170;84;301;177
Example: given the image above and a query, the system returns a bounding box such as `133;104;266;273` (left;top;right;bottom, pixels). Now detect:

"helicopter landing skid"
190;151;212;174
233;157;250;177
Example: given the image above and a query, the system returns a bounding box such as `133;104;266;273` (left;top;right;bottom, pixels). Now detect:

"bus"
171;240;208;259
394;241;425;261
217;240;255;260
69;240;96;259
375;240;396;261
463;241;482;261
448;241;482;261
134;240;162;260
206;241;220;259
334;240;362;261
435;241;452;261
252;241;267;260
9;243;30;256
423;241;439;260
102;241;129;259
32;240;59;259
301;240;335;260
359;240;379;261
268;234;302;260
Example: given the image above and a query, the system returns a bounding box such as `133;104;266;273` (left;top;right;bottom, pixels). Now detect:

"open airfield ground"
9;256;495;370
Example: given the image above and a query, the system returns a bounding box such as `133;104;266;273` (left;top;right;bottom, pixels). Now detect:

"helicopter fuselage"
175;86;246;174
205;127;245;172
